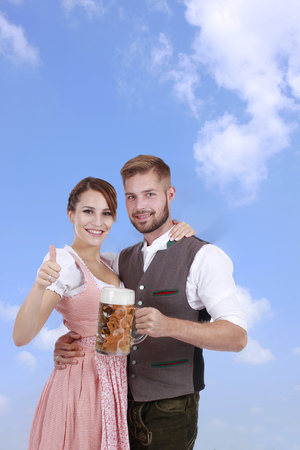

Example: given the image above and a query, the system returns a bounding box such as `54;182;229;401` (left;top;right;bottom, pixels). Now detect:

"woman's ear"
67;210;74;223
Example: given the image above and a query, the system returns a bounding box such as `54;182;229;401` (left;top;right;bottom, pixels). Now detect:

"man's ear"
167;186;176;203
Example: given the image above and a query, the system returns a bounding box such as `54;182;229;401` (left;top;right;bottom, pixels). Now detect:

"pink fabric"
28;251;129;450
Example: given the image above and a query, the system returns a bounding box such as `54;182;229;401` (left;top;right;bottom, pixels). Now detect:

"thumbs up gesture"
36;245;62;288
49;244;57;263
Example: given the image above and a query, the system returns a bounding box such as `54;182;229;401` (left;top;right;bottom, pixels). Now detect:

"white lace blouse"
42;245;122;298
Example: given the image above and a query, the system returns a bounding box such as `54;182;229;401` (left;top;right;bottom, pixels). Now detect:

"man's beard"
130;199;169;234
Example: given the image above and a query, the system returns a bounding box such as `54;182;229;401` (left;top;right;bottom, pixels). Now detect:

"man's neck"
143;220;173;246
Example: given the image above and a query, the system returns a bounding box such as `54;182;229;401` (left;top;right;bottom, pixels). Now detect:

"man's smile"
134;211;153;221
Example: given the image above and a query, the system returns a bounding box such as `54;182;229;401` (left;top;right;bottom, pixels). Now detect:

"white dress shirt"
112;229;247;331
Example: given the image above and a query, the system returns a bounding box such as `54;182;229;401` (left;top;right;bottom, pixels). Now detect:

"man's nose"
134;196;147;211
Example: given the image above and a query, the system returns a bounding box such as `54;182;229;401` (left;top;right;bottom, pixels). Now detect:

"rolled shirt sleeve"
187;244;247;331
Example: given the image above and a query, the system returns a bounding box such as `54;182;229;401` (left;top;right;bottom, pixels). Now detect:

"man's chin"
133;223;151;233
130;219;152;233
130;205;169;234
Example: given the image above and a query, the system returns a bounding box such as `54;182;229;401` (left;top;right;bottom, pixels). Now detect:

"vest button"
138;301;143;306
132;360;137;365
139;285;145;290
131;374;136;379
132;346;138;351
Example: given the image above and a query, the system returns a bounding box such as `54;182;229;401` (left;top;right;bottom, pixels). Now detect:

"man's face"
124;170;175;235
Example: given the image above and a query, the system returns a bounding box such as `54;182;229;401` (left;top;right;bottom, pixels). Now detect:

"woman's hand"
36;245;61;288
169;220;196;241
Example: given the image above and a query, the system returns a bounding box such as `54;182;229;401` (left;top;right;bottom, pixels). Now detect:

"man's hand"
54;331;84;370
135;307;171;338
135;308;247;352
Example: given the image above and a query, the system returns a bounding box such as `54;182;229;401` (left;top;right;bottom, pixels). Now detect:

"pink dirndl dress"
28;252;130;450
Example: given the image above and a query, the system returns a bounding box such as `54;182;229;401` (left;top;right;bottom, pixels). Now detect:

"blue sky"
1;1;300;449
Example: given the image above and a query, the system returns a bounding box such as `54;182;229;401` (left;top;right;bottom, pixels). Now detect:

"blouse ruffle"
40;246;119;298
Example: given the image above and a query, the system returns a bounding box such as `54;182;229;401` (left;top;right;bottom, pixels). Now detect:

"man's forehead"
124;171;162;191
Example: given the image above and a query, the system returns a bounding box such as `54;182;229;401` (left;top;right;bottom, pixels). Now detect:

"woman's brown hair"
67;177;117;219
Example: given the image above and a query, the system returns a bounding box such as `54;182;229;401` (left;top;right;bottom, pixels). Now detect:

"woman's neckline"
66;245;113;282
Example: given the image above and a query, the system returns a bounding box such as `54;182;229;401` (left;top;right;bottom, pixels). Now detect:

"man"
54;155;247;449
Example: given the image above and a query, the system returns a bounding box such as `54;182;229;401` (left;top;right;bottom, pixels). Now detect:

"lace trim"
77;336;97;347
66;245;119;290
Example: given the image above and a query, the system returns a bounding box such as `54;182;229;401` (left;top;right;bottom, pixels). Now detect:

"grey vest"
118;236;211;402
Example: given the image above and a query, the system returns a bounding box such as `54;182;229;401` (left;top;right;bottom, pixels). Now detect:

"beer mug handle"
132;308;147;345
133;333;147;344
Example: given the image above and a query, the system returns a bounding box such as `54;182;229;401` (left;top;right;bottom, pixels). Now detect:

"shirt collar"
141;227;174;254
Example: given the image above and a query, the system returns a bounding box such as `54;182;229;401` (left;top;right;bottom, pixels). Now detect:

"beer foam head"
101;287;135;305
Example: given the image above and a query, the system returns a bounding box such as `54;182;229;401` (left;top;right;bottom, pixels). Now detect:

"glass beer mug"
96;287;146;356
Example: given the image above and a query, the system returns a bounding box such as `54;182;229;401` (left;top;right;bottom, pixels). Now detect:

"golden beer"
96;287;145;356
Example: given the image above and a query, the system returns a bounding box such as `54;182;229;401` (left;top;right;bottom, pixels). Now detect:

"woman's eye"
83;209;92;214
104;212;112;216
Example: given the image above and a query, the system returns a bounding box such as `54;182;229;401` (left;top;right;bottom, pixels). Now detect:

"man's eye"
147;193;154;197
127;195;135;200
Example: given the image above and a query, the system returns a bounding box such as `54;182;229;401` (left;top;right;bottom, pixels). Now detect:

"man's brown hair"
120;155;171;187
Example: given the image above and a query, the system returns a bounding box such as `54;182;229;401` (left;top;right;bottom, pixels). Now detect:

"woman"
13;177;194;450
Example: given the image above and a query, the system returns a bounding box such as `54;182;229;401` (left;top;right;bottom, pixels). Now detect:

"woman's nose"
92;214;102;226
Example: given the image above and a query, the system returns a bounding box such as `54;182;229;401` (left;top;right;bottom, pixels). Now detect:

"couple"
14;155;247;450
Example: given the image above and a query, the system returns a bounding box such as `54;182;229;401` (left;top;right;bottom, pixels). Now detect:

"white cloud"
0;394;11;414
222;285;274;365
7;0;23;4
209;418;228;429
0;13;40;65
193;112;292;205
271;434;285;444
151;33;173;68
61;0;107;18
235;337;275;365
293;347;300;356
34;323;69;351
250;406;263;415
120;23;150;71
121;23;203;115
146;0;172;16
0;300;19;320
16;350;37;370
175;0;300;204
236;285;272;330
167;53;202;117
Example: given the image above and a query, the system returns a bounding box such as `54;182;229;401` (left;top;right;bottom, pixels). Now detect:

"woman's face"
68;189;115;248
